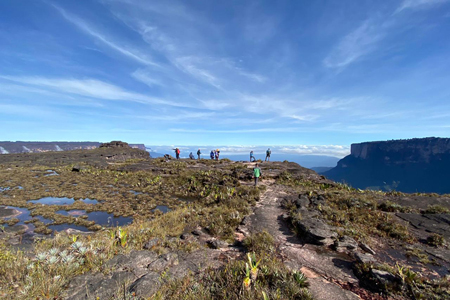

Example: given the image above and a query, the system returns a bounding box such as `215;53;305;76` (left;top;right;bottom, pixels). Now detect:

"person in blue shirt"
210;150;215;160
265;148;271;162
250;151;256;162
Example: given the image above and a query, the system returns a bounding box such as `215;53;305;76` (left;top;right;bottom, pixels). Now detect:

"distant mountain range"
323;137;450;194
0;141;146;154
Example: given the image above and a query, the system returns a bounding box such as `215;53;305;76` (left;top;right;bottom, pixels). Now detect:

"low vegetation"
1;148;449;299
153;231;312;300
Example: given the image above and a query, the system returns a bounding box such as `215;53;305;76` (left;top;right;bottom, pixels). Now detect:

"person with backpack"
197;149;201;160
253;163;262;186
215;149;220;160
173;148;180;159
265;148;271;162
189;152;195;159
210;150;215;160
250;151;256;162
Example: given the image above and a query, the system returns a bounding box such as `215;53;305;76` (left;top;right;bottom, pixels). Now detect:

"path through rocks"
237;180;361;300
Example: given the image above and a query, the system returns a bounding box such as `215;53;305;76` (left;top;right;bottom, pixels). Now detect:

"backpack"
176;149;180;154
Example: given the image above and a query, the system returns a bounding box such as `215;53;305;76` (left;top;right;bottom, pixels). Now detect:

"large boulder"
295;218;337;246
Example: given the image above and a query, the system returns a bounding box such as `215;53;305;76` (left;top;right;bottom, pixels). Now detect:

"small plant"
426;233;445;247
247;252;261;281
243;263;251;291
116;227;128;247
292;270;309;288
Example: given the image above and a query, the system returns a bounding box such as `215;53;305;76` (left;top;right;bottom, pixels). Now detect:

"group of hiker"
250;149;270;187
250;148;271;162
173;148;271;163
171;147;265;186
173;148;220;160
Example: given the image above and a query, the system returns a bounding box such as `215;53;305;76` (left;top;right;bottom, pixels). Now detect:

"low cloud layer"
147;145;350;158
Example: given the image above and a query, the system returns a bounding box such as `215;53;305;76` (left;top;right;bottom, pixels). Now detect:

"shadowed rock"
334;236;358;252
296;218;337;246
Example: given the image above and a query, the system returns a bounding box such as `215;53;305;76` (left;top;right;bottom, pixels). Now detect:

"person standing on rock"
253;163;262;186
250;151;256;162
197;149;201;160
210;150;214;160
265;148;271;162
173;148;180;159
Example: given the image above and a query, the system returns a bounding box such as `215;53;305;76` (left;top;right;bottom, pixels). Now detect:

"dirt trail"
237;179;361;300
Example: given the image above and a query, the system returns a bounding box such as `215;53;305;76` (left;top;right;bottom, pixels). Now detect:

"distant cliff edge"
324;137;450;194
0;141;146;154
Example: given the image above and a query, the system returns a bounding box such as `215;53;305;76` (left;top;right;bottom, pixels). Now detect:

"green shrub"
426;234;445;247
424;205;450;214
243;231;276;255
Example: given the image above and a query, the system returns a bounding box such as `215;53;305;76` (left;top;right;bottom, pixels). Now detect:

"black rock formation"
99;141;130;148
324;137;450;193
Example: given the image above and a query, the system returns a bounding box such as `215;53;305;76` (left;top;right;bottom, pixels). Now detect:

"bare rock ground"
237;179;361;300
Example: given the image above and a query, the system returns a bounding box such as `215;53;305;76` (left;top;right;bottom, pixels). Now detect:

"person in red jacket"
173;148;180;159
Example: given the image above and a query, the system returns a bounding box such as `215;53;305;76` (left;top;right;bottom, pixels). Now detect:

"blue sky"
1;0;450;157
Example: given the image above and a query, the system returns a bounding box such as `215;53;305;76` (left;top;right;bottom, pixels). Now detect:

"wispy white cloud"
137;111;215;121
396;0;449;12
169;127;307;133
277;145;350;157
289;114;318;122
0;103;55;117
324;20;386;68
0;75;188;107
131;69;165;87
51;4;157;66
105;4;268;90
173;56;222;89
325;0;449;69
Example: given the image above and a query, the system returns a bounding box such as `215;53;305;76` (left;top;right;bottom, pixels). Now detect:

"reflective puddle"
86;211;133;227
29;197;98;205
56;210;86;216
152;205;171;214
44;170;59;176
0;206;52;233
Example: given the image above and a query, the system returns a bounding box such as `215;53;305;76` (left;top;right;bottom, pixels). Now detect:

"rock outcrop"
64;249;225;299
99;141;130;148
324;137;450;193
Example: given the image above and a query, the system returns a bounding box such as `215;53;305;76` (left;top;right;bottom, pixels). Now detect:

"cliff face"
0;141;146;154
350;138;450;162
325;137;450;194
